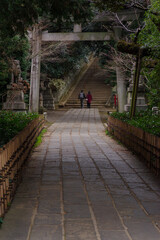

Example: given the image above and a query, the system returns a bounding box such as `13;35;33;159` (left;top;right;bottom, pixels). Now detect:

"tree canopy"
0;0;93;100
0;0;93;37
138;0;160;108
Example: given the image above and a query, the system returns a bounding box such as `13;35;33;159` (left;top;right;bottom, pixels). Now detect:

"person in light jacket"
78;90;86;108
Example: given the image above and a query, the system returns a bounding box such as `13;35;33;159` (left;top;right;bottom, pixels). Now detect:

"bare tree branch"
100;41;134;82
133;1;149;11
114;13;136;33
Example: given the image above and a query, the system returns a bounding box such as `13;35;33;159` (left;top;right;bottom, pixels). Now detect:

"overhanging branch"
117;40;151;56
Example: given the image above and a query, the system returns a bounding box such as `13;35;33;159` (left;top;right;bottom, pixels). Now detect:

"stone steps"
65;103;108;108
62;58;112;108
67;100;107;104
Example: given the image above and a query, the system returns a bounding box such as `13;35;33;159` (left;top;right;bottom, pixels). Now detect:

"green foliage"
0;60;9;83
93;0;127;11
49;0;93;25
138;8;160;56
0;0;41;36
147;88;160;109
0;35;30;96
0;111;39;147
0;0;94;103
142;62;160;108
104;72;117;87
41;42;91;79
137;0;160;108
98;41;119;87
34;128;47;148
105;129;112;137
48;79;66;91
0;0;93;37
111;112;130;121
111;111;160;136
0;217;3;226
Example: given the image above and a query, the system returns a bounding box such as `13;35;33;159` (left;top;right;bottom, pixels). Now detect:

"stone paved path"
0;109;160;240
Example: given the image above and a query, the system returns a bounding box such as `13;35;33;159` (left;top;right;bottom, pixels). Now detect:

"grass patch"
105;129;112;136
105;129;122;145
34;128;47;148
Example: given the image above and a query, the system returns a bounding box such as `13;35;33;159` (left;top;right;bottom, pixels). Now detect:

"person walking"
78;90;86;108
86;91;92;108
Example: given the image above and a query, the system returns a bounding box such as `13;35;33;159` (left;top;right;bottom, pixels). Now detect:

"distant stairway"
65;58;112;108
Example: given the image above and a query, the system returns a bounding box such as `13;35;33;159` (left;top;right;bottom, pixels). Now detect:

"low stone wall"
0;117;44;218
108;116;160;175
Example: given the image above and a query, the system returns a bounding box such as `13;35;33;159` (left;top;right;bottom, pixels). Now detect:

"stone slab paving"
0;108;160;240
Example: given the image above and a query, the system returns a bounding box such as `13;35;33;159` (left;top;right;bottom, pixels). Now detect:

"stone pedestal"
3;89;27;112
124;83;147;112
40;78;55;110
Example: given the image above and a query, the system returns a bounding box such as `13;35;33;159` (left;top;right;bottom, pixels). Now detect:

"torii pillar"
29;25;42;113
113;26;127;113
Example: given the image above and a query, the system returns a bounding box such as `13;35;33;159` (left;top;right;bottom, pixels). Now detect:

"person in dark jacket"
86;91;92;108
78;90;86;108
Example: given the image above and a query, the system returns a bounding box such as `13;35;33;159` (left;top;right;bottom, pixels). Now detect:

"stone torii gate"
29;26;112;112
29;9;143;113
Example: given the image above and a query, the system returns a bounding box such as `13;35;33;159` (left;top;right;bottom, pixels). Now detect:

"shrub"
111;111;160;137
48;78;66;91
0;111;39;147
